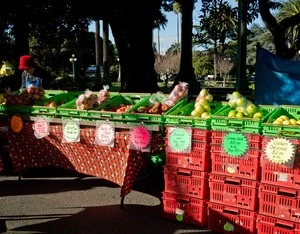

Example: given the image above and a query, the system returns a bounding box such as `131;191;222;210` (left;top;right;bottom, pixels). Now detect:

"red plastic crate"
260;136;300;188
162;192;208;227
211;151;261;180
211;130;262;149
165;149;211;171
258;183;300;222
163;166;209;199
165;126;211;142
209;174;259;211
257;214;300;234
208;202;257;234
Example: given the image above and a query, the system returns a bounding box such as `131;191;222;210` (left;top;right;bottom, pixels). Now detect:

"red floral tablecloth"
6;122;145;198
0;121;9;172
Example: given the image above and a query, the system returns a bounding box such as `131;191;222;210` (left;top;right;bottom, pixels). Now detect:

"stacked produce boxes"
257;105;300;233
207;102;277;234
162;96;226;227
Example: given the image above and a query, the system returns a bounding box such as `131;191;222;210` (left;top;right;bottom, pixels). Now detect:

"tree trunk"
95;20;101;78
176;0;198;95
102;20;111;86
109;3;159;93
13;2;30;90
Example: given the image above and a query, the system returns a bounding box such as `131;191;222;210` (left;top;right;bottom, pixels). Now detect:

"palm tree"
173;2;182;46
276;0;300;45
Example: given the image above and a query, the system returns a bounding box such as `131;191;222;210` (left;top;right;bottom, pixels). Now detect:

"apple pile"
3;85;45;106
76;89;98;110
226;91;262;119
97;85;110;105
100;104;134;113
164;82;189;107
133;102;170;114
272;115;300;125
191;88;214;118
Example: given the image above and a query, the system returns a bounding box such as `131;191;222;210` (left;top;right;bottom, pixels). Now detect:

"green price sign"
169;128;191;152
223;132;248;157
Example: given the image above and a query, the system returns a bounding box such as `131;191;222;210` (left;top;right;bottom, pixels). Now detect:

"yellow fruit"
280;115;289;121
228;110;237;118
253;112;262;120
235;112;244;118
282;120;291;125
290;119;297;125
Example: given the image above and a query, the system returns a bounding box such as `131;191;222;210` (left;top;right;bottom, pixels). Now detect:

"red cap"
19;55;37;70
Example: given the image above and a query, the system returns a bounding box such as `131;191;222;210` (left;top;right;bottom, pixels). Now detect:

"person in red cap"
19;55;54;90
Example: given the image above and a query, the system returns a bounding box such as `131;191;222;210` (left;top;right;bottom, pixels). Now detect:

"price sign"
130;126;151;150
265;138;295;164
169;127;191;153
63;120;80;142
223;132;248;157
34;117;49;138
95;121;115;146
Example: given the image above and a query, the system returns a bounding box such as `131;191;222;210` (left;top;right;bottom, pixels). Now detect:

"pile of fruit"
190;88;214;118
132;102;169;114
226;91;263;119
2;86;45;106
76;86;110;111
272;115;300;125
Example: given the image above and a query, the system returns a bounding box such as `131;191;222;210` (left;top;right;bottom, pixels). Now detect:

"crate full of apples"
164;88;227;129
262;105;300;137
210;91;277;133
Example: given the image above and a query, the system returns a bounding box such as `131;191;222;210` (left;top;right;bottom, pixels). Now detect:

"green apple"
199;88;209;97
201;111;211;119
205;94;213;102
236;97;246;107
195;105;205;115
246;104;257;115
232;91;242;98
228;109;237;118
235;111;244;118
253;112;262;120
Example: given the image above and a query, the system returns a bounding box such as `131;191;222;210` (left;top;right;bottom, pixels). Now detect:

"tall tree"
259;0;300;59
174;0;199;95
95;20;101;78
195;0;236;80
102;20;110;85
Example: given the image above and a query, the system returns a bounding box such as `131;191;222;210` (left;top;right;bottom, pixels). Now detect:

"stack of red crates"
257;135;300;233
207;130;261;234
162;127;211;227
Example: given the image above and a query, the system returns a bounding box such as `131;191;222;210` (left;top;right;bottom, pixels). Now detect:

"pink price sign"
34;117;49;138
130;126;150;150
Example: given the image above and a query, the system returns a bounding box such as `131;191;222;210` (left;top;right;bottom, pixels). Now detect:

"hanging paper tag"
223;132;248;157
33;117;49;139
168;127;191;153
10;115;23;133
129;125;151;152
95;121;115;147
265;137;296;165
62;119;80;143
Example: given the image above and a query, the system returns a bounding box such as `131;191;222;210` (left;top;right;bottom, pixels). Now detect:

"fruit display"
226;91;263;119
3;85;46;106
164;82;189;107
272;114;300;125
76;89;98;110
133;102;169;114
191;88;214;118
97;85;110;105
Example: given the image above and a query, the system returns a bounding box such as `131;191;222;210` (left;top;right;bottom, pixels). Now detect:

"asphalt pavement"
0;168;216;234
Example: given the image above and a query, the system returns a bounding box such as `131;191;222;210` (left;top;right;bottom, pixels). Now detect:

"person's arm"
20;71;26;90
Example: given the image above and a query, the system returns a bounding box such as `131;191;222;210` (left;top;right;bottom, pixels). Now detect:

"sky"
89;0;264;54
